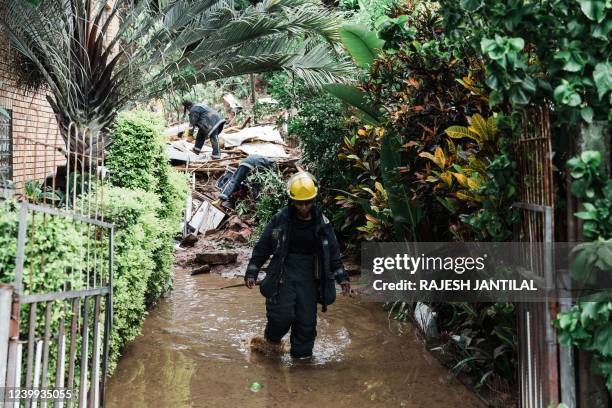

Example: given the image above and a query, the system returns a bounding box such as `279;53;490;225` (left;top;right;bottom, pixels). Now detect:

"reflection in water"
107;268;484;407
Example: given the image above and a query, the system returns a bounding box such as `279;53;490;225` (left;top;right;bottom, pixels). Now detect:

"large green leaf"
593;62;612;100
380;130;423;240
593;323;612;356
324;84;381;125
459;0;483;11
580;0;607;23
339;24;384;69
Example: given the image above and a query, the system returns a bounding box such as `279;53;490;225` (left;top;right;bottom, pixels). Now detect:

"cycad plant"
0;0;349;160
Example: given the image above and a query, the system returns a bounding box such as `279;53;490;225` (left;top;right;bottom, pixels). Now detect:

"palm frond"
0;0;349;159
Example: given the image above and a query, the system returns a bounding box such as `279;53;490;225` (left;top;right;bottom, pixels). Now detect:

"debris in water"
249;382;263;392
190;265;211;275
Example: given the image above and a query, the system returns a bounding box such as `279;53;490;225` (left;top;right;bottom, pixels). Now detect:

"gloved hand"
245;277;256;289
340;280;351;295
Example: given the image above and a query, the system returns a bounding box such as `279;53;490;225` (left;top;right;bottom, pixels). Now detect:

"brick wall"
0;2;119;195
0;33;65;194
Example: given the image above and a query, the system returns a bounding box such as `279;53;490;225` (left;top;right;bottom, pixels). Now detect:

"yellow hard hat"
287;171;318;201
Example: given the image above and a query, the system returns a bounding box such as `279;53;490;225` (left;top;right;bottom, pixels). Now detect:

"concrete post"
0;284;13;388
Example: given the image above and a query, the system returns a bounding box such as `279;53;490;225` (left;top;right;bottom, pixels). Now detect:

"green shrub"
0;202;92;386
0;111;189;379
0;201;85;289
0;185;175;375
106;111;166;192
107;110;189;303
93;186;164;372
148;168;189;305
267;73;352;198
0;187;161;376
157;168;190;228
555;152;612;393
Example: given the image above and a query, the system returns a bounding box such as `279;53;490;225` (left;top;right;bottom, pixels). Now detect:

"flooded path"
106;262;485;407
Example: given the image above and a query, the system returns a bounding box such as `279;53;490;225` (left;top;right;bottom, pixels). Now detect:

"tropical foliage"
555;151;612;393
320;1;522;395
331;3;518;243
439;0;611;124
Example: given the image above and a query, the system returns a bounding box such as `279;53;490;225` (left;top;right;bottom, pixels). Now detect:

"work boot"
290;351;313;360
249;335;289;354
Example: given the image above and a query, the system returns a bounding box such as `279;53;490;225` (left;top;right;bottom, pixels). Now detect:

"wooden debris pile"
171;131;300;246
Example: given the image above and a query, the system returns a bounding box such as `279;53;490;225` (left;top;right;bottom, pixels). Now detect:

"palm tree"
0;0;349;161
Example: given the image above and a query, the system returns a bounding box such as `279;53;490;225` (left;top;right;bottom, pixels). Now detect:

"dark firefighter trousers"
194;125;223;156
264;253;318;358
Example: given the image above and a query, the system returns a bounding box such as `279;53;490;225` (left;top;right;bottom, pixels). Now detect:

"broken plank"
174;166;231;174
190;265;211;275
189;200;226;234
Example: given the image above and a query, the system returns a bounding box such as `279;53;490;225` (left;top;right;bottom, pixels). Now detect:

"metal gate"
515;106;565;408
1;125;113;407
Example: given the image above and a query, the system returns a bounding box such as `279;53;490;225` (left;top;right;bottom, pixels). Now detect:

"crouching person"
244;171;350;359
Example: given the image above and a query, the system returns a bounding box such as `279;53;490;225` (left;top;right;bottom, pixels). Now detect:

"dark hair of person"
182;100;194;115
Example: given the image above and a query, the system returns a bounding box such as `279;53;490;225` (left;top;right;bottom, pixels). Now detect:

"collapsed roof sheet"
167;140;212;163
237;142;289;158
221;125;284;148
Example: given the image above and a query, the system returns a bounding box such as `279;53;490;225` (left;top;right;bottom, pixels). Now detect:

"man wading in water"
244;171;351;359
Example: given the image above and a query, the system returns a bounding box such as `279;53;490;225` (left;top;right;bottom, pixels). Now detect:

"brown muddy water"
106;265;485;408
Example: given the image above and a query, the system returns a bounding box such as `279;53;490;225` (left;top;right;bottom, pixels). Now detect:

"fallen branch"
220;281;261;289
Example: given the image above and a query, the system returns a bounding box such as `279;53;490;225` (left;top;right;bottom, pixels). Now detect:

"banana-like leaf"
380;130;423;240
324;84;380;125
445;125;474;140
339;24;384;69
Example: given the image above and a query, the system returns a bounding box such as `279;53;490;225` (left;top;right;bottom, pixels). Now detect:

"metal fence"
1;124;113;408
514;105;571;408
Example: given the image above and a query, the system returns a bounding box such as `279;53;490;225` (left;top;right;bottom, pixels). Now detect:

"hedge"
107;110;189;304
0;110;189;377
93;186;164;372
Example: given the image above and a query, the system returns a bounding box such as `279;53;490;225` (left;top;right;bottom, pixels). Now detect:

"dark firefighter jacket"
188;104;225;137
245;205;349;312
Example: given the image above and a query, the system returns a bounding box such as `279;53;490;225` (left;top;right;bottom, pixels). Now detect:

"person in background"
181;100;225;159
244;171;350;359
218;155;275;208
